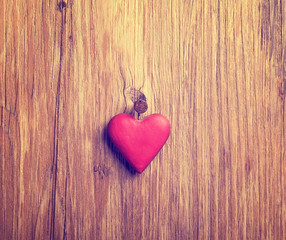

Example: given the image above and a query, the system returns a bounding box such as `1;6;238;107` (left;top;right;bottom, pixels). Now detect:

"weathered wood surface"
1;0;286;239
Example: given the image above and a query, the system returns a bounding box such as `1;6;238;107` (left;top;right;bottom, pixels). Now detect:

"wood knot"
58;0;67;12
123;87;148;117
94;163;111;179
245;157;253;176
277;77;285;100
134;99;148;114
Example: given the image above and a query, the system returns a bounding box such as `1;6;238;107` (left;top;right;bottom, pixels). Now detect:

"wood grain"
1;0;286;239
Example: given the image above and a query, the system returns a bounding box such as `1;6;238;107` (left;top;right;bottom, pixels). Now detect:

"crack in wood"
50;6;65;240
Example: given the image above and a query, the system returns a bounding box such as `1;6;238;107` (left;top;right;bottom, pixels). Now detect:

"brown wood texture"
1;0;286;239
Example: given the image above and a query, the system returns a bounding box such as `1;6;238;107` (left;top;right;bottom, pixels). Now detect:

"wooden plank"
1;0;285;239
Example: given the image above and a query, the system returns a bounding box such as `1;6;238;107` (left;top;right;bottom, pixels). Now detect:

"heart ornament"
107;113;170;173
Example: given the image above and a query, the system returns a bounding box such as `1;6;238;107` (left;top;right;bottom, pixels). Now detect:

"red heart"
107;113;170;173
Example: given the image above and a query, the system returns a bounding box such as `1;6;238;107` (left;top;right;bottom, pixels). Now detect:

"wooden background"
1;0;286;239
